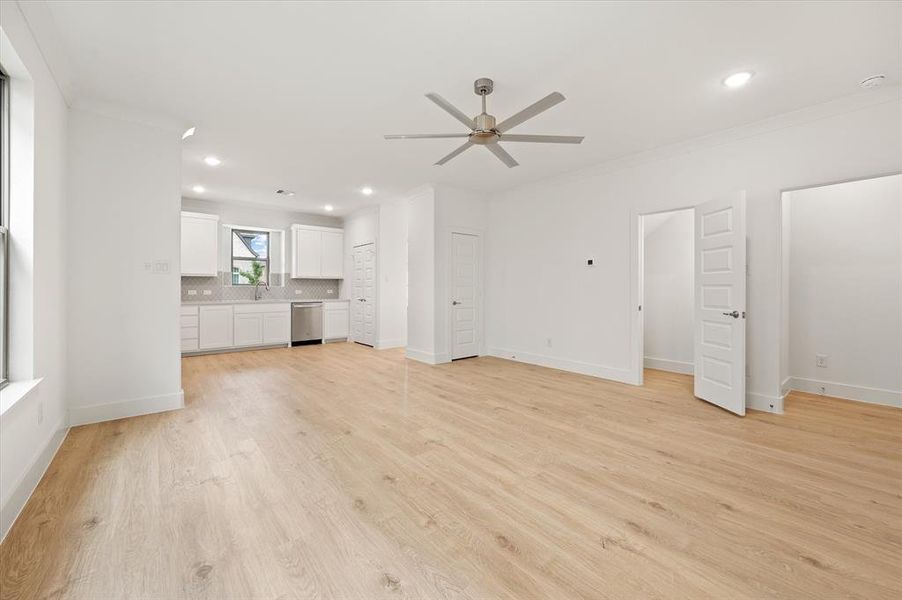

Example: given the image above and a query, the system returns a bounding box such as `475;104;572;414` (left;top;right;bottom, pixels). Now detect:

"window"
0;67;9;388
231;229;269;285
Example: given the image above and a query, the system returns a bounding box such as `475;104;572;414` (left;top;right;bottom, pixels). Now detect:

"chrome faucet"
254;280;270;301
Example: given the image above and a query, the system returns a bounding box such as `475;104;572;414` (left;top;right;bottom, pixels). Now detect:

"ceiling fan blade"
425;93;475;129
435;141;474;166
499;134;584;144
384;133;470;140
495;92;565;133
486;143;519;168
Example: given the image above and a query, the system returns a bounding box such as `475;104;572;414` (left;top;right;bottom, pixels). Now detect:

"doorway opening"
780;173;901;408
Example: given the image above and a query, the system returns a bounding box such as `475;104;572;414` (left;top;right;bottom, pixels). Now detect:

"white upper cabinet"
181;211;219;276
291;225;344;279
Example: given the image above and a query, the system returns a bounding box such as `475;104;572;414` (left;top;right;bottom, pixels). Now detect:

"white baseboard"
68;390;185;427
786;376;901;408
644;356;694;375
747;391;784;414
406;348;439;364
1;423;69;542
376;338;406;350
487;347;633;384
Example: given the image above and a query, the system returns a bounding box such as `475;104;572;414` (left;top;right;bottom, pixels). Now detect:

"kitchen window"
231;229;269;285
0;67;9;388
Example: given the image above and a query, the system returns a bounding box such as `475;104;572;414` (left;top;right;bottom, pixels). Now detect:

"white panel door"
694;192;747;415
451;233;479;359
321;231;344;278
351;243;376;346
295;229;322;278
234;313;264;347
262;312;290;344
199;305;234;349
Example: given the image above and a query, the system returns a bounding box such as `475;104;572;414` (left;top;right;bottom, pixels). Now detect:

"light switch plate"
202;290;212;296
187;290;197;296
815;354;828;368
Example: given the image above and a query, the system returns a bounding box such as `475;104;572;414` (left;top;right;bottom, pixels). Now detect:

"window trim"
230;228;270;286
0;66;10;389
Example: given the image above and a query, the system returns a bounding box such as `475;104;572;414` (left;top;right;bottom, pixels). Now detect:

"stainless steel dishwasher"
291;302;323;345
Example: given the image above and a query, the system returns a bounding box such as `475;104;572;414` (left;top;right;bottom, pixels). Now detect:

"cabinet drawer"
180;305;199;317
323;300;350;311
180;315;199;328
181;326;198;340
233;303;290;315
181;338;199;352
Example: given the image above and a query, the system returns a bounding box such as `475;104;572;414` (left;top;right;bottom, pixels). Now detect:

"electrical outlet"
152;260;170;274
815;354;828;368
187;289;197;296
327;289;334;294
295;289;302;295
546;337;553;348
818;386;826;395
202;290;212;296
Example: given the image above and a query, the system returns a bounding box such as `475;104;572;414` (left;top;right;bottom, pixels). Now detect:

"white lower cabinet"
199;305;234;350
323;301;350;341
188;303;290;353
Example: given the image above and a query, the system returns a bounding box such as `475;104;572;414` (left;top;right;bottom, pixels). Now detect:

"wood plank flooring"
1;343;900;599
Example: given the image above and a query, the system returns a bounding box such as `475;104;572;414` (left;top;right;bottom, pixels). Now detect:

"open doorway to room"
781;174;901;409
641;209;695;377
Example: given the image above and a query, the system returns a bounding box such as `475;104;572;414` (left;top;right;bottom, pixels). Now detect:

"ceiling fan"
384;78;584;168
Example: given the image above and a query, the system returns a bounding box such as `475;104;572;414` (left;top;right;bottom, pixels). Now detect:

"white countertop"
182;298;349;306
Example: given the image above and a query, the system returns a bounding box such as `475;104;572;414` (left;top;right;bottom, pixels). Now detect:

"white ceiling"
33;0;901;215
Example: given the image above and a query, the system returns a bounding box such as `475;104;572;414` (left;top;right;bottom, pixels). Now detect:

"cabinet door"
324;308;349;340
321;231;344;278
181;214;218;276
199;305;234;349
234;313;264;347
262;312;290;344
295;229;322;278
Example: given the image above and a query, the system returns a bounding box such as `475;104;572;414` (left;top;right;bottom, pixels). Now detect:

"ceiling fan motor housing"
471;113;499;144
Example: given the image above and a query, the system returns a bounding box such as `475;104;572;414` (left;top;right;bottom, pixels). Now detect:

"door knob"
452;300;461;306
722;310;740;319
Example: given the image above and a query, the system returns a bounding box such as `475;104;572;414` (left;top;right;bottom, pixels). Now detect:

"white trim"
488;348;633;384
406;347;440;365
644;357;694;375
0;423;68;542
786;377;901;408
0;377;42;417
290;223;343;234
376;338;406;350
181;210;219;222
747;391;784;414
447;227;485;360
68;390;184;427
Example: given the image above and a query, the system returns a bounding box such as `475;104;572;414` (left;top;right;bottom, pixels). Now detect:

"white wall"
406;187;436;362
487;89;902;411
643;210;693;374
0;6;69;540
786;175;901;406
377;199;409;349
66;109;183;425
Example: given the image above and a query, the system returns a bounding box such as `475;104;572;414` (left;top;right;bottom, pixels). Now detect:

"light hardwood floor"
1;343;900;599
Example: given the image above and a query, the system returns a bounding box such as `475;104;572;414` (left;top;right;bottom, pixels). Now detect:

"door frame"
350;240;377;347
446;227;484;361
629;206;697;386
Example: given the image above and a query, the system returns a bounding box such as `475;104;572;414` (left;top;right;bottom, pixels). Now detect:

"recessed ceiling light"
361;187;374;196
181;127;196;140
203;156;222;167
323;204;334;212
860;74;886;89
192;185;205;193
723;71;754;89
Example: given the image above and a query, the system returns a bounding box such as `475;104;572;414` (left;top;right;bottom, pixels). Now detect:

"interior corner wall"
786;174;902;406
486;92;902;405
377;199;409;349
66;109;183;425
406;186;436;362
643;210;694;374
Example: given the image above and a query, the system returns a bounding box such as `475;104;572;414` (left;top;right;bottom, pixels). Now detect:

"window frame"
0;66;10;389
230;228;270;286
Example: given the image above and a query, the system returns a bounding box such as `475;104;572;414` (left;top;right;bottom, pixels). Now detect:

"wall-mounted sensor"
587;259;594;266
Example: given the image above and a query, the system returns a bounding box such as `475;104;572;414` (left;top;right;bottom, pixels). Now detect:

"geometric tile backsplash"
181;272;340;302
